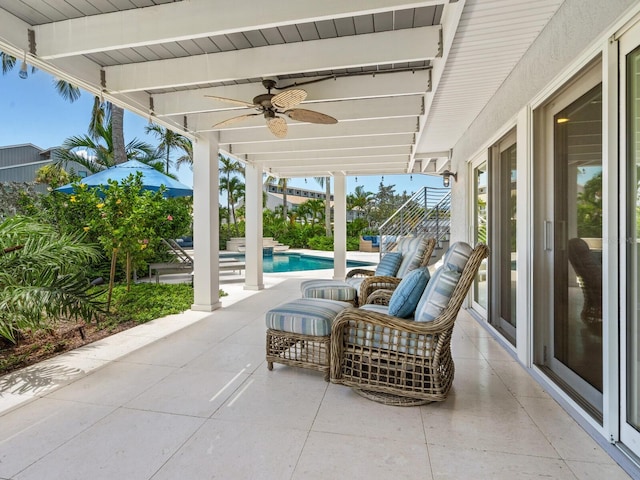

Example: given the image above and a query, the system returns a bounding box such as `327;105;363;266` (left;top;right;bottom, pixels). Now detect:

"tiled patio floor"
0;258;632;479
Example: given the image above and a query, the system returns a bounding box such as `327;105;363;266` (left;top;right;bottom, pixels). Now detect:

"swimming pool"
221;252;374;273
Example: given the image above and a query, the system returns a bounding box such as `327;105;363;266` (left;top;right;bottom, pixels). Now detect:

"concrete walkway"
0;252;632;479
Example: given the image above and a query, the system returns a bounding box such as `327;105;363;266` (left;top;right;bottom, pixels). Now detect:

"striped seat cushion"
300;279;357;302
266;298;350;336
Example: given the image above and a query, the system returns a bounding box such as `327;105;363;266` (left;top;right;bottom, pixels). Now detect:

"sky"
0;67;443;197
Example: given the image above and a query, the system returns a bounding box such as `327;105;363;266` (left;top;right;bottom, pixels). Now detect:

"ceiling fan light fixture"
267;116;287;138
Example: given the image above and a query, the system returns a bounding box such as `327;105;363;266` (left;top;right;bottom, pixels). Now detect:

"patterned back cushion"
388;267;431;318
414;267;462;322
395;236;430;277
442;242;473;273
374;252;403;276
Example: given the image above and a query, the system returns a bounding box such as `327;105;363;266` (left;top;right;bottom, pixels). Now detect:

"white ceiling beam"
105;26;440;93
269;161;409;176
247;146;412;163
229;133;414;155
219;117;418;144
34;0;443;59
414;150;450;159
155;71;430;116
261;155;409;169
0;7;30;53
188;96;423;132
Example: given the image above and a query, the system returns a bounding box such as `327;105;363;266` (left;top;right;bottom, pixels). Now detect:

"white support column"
244;162;264;290
191;132;221;311
333;173;347;280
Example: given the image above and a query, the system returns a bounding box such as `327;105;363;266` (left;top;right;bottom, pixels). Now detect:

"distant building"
0;144;88;193
264;184;361;221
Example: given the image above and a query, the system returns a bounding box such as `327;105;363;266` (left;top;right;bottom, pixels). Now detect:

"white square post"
191;132;221;311
244;161;264;290
333;172;347;280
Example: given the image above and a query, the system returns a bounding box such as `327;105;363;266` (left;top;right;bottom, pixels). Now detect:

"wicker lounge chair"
301;236;436;306
330;243;489;406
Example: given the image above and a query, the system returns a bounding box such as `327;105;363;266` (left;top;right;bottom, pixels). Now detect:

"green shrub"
307;235;333;251
97;283;227;325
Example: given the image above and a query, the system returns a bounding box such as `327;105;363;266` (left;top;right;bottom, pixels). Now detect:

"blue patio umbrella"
56;159;193;197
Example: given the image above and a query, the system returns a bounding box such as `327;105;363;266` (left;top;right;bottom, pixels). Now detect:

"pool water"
221;252;374;273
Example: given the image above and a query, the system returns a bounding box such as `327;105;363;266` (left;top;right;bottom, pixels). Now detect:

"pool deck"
0;249;632;479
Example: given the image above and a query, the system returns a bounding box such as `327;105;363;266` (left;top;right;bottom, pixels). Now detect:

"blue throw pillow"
388;267;431;318
374;252;403;276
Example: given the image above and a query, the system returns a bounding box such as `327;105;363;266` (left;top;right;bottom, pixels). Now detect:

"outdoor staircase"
378;187;451;266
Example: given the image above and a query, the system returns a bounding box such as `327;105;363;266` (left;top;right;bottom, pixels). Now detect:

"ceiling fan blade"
213;113;260;128
272;89;307;109
285;108;338;125
266;116;288;138
205;95;256;108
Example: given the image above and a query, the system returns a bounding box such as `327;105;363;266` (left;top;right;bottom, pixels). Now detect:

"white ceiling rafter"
247;146;412;163
228;133;415;155
33;0;444;59
218;117;418;144
153;70;431;116
104;26;440;93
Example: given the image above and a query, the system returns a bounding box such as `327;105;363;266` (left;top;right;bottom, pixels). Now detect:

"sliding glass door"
535;62;603;419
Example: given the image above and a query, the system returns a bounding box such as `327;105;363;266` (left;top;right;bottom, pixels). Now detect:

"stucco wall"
449;0;635;242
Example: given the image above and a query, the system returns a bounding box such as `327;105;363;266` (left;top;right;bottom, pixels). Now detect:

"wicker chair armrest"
332;307;451;337
365;289;393;306
345;268;375;279
359;276;402;304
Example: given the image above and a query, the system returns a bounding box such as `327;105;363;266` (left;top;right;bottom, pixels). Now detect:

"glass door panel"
495;139;517;343
473;161;488;313
550;82;603;414
623;38;640;452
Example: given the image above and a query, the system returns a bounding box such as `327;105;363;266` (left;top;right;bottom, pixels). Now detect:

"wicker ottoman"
265;298;350;381
300;279;358;305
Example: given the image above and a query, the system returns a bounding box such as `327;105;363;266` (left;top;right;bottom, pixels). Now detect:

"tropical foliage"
0;216;103;343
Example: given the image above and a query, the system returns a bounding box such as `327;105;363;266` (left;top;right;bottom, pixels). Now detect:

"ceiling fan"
206;78;338;138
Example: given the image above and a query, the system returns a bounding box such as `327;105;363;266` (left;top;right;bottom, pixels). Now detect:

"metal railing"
378;187;451;257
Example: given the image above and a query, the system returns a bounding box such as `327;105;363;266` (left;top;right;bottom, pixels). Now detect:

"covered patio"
0;268;629;479
2;0;640;478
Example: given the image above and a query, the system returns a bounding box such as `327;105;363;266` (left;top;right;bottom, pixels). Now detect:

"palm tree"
175;137;193;169
228;177;245;235
347;185;374;218
55;121;158;174
0;216;102;343
1;52;82;103
145;124;188;174
0;50;131;173
314;177;332;236
298;198;325;227
219;156;244;227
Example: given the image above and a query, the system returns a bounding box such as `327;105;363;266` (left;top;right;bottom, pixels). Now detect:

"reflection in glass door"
540;73;603;418
472;161;488;314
